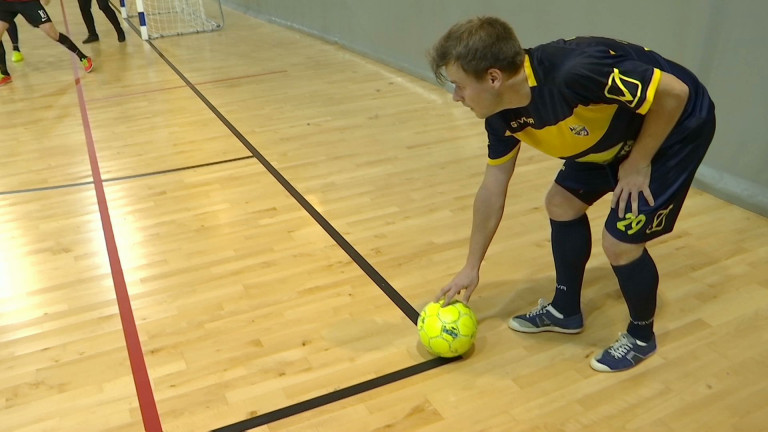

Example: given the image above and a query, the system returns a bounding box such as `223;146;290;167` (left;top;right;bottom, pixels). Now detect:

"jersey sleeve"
485;115;521;165
557;50;662;115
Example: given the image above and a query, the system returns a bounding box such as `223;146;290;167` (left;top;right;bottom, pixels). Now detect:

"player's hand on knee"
612;158;654;217
435;267;479;305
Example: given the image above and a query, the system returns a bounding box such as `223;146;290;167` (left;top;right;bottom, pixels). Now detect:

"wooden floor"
2;4;767;432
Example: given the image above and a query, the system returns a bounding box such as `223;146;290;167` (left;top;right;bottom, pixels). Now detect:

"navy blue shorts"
0;1;52;28
555;102;716;244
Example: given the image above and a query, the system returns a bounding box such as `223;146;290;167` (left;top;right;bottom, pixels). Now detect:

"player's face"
446;62;501;119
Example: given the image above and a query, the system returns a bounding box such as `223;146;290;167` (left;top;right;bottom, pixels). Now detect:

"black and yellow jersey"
486;36;712;165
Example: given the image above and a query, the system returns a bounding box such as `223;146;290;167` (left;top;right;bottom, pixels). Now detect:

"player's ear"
487;68;503;87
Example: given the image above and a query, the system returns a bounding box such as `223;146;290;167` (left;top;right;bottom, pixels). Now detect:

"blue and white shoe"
590;332;657;372
508;299;584;334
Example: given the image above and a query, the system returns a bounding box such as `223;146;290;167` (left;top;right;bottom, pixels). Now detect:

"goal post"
122;0;224;40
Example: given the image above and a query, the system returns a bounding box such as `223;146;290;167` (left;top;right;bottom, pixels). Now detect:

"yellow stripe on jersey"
513;104;618;158
636;68;662;115
488;144;520;166
575;141;626;163
524;55;537;87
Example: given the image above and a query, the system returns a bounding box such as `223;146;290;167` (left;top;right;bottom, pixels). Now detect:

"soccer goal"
120;0;223;40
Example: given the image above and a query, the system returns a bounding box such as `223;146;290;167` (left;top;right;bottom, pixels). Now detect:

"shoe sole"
507;319;583;334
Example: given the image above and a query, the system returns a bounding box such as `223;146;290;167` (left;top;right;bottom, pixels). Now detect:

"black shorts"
0;1;52;28
555;101;716;244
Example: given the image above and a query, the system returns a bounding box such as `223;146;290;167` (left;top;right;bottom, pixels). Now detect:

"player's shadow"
465;264;626;354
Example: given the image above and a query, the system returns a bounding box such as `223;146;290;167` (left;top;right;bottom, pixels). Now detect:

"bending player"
430;17;715;372
0;0;93;86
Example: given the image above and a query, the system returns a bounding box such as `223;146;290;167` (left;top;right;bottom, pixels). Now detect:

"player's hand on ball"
435;266;479;305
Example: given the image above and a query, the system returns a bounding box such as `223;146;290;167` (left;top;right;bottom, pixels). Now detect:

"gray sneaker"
508;299;584;334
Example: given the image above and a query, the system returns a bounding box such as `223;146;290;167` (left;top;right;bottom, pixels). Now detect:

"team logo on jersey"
646;204;674;234
616;140;635;159
604;68;642;108
569;125;589;136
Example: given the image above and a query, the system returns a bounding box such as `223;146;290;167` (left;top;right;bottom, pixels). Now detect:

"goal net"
120;0;224;40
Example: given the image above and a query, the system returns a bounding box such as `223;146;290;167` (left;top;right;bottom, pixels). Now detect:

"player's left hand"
612;158;654;218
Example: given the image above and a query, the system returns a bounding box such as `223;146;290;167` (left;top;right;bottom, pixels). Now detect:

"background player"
0;0;93;86
79;0;125;44
430;16;716;372
1;19;23;62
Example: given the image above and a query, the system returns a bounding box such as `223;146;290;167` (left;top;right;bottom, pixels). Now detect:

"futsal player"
78;0;125;44
0;0;93;86
430;16;716;372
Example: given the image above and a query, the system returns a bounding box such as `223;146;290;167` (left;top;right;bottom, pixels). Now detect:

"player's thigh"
0;7;19;29
550;160;613;220
603;110;716;248
18;2;53;29
545;183;590;221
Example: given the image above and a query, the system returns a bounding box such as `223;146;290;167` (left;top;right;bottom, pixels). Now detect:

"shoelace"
525;299;549;317
607;334;633;358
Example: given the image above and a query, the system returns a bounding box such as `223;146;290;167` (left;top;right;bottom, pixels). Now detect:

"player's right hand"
435;266;479;305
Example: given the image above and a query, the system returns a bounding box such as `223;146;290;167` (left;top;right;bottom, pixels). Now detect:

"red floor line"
58;2;164;431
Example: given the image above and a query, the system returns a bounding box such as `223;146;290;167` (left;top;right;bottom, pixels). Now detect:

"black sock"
549;214;591;316
8;20;19;49
0;41;9;76
57;34;87;60
612;248;659;343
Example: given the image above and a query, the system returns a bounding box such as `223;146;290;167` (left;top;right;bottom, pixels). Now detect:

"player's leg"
37;21;94;72
545;183;591;317
7;19;22;62
95;0;125;42
0;19;11;85
508;161;613;334
78;0;99;43
590;232;658;373
591;106;717;372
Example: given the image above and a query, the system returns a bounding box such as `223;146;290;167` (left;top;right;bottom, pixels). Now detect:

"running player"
431;16;716;372
0;0;93;86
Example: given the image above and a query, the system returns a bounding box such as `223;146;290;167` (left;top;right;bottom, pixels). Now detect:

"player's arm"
436;147;519;304
612;71;689;217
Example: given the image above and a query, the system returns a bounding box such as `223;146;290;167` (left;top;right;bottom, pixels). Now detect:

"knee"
545;184;588;221
40;24;59;40
601;229;644;265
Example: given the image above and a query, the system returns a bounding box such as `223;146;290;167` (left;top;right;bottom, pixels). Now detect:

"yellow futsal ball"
417;300;478;357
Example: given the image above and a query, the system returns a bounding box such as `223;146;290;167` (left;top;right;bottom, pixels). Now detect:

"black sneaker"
117;28;126;42
82;34;100;44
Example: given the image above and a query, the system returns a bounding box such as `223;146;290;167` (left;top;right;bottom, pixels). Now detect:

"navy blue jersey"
486;37;712;165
